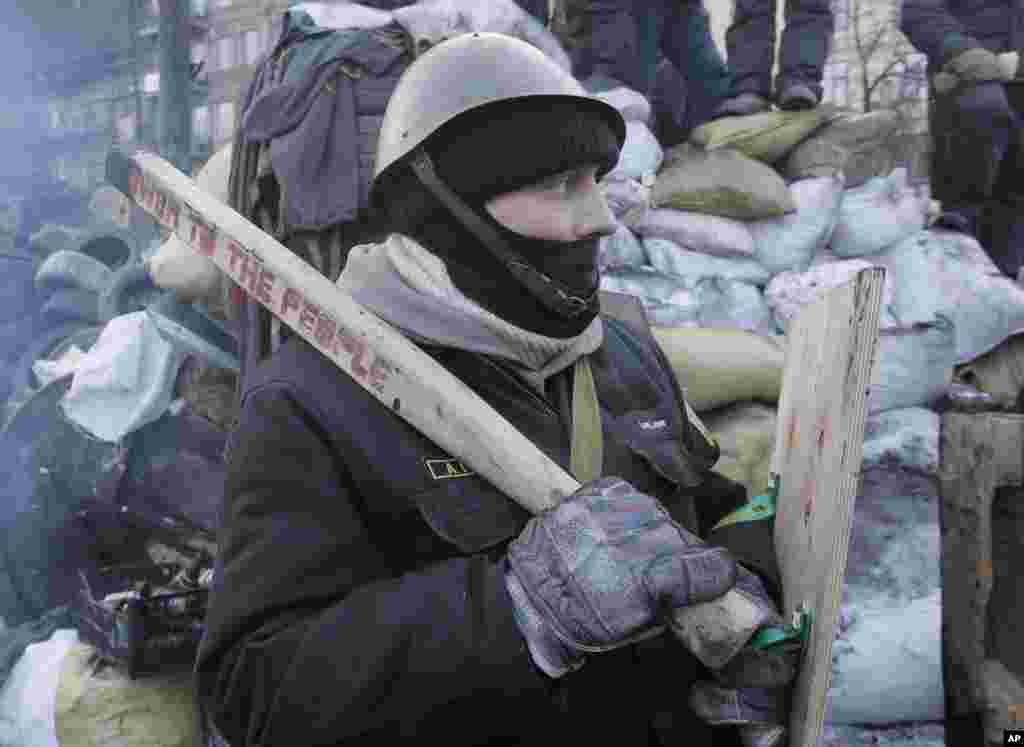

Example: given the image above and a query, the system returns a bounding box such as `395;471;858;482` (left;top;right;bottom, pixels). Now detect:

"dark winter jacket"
900;0;1024;70
195;310;777;747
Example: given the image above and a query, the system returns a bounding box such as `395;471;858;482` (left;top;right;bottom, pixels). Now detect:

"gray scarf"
337;234;604;392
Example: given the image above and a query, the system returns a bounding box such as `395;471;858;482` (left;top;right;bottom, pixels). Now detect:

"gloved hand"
690;565;800;747
505;476;738;678
933;47;1007;94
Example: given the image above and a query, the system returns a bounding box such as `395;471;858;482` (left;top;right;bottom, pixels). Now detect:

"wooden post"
939;412;1024;744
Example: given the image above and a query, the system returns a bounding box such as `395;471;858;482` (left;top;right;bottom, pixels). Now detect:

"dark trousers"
725;0;833;100
930;81;1024;277
586;0;733;138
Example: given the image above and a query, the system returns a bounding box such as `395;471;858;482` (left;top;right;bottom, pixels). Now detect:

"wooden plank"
770;268;884;747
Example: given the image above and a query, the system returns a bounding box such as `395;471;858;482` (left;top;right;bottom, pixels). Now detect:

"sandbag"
55;641;197;747
874;229;1024;364
644;237;772;286
146;141;232;306
692;277;776;335
781;109;902;187
749;175;845;273
651;147;795;220
606;120;664;182
954;330;1024;408
602;174;652;226
599;265;701;310
634;207;756;259
392;0;572;72
689;107;834;164
828;591;944;724
868;320;956;414
861;407;940;476
829;169;928;258
592;84;652;124
598;223;647;269
701;402;777;501
650;326;785;412
765;258;898;333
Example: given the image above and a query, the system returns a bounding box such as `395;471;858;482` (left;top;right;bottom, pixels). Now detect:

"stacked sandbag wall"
589;88;1009;742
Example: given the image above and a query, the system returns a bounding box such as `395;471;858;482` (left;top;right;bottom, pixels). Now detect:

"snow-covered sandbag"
644;237;771;286
823;722;945;747
750;175;845;273
651;147;795;220
690;108;834;164
765;258;898;332
861;407;940;475
651;326;785;412
830;169;928;258
290;1;395;30
868;319;956;414
702;402;777;500
0;628;78;747
146;141;232;306
598;223;647;269
392;0;572;71
600;265;700;309
606;120;663;182
60;312;185;442
634;208;756;259
827;591;944;724
55;641;197;747
592;85;652;124
693;277;776;335
875;229;1024;363
602;174;651;226
781;109;902;187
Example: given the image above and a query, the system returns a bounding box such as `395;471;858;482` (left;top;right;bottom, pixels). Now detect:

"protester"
900;0;1024;280
584;0;735;141
714;0;834;116
196;32;795;747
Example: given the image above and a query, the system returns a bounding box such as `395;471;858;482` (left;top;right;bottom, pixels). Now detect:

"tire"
40;288;102;326
76;232;136;270
34;249;113;296
101;262;166;322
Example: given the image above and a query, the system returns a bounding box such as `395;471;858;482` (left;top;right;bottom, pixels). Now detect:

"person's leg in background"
929;81;1016;272
585;0;651;92
659;2;734;138
978;82;1024;279
715;0;775;116
774;0;833;109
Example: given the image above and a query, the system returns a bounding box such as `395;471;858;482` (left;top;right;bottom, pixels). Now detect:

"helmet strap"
408;148;600;321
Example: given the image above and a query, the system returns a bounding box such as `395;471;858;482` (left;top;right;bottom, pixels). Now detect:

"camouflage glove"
505;477;738;678
689;566;799;747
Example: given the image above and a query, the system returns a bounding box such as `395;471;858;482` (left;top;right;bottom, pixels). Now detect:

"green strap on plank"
711;473;780;532
750;604;812;651
570;355;603;484
709;474;813;651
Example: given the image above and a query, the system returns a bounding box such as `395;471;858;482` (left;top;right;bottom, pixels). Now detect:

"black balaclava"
372;99;622;339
